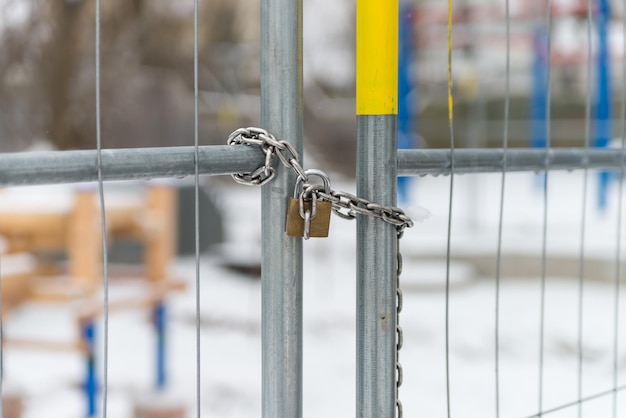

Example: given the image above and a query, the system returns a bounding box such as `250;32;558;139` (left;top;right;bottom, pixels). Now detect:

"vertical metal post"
356;1;398;417
81;319;97;418
261;0;303;416
397;2;415;206
596;0;612;210
531;26;548;150
531;26;548;190
154;301;167;390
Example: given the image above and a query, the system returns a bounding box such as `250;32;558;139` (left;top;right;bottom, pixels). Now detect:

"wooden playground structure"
0;183;178;301
0;182;186;418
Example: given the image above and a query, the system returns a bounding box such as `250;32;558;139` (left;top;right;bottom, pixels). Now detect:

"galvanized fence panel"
0;0;625;417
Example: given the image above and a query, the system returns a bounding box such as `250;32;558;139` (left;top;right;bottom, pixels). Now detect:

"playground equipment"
530;0;614;208
134;393;186;418
0;182;184;417
595;0;612;210
5;0;626;416
0;182;177;297
76;283;183;418
397;1;416;205
414;0;620;209
2;390;22;418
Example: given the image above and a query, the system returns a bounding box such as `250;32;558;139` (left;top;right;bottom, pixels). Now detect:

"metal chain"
227;127;307;186
228;127;411;417
228;127;414;233
396;230;404;418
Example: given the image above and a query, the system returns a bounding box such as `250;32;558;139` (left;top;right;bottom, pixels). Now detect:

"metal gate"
1;0;625;417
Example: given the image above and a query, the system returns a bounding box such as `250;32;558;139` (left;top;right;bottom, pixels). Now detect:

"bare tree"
0;0;260;151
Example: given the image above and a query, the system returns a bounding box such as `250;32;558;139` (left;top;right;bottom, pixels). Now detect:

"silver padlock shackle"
293;169;332;224
293;169;332;198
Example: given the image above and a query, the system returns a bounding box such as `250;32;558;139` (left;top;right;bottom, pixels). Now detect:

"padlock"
286;169;332;238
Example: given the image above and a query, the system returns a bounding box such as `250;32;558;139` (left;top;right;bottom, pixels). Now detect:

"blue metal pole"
531;26;548;188
398;2;415;205
154;301;167;390
596;0;612;210
531;26;548;150
81;320;97;418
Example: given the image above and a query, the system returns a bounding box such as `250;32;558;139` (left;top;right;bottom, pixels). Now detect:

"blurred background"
1;0;626;167
1;0;626;417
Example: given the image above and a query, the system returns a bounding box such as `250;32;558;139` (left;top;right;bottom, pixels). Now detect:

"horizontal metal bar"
397;148;626;176
3;146;624;187
0;145;265;187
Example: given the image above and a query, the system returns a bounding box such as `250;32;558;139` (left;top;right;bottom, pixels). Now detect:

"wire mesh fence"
1;0;626;417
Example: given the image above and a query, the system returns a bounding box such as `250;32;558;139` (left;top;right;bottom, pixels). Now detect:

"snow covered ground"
2;0;626;415
3;169;626;417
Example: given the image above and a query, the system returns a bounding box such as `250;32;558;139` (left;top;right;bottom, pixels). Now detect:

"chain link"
228;127;411;416
227;127;308;186
228;127;414;232
396;230;405;418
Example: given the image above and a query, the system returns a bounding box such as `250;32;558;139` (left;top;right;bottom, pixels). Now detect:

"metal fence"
1;0;626;417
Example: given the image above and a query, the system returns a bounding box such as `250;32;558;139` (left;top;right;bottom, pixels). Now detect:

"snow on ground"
3;170;626;417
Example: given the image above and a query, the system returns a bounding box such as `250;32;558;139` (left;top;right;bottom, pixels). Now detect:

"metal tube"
398;148;626;176
154;301;167;390
3;146;625;188
81;320;98;418
0;145;264;186
260;0;303;416
356;0;398;415
357;116;398;418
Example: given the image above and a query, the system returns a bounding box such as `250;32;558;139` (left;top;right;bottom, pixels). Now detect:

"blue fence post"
398;2;416;205
531;27;548;149
531;26;548;188
81;319;97;418
596;0;611;210
154;301;167;390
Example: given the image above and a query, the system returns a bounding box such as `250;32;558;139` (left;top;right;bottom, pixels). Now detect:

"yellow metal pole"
356;0;398;116
356;1;399;417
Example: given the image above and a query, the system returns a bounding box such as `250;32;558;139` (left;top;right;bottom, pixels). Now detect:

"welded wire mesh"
0;1;624;418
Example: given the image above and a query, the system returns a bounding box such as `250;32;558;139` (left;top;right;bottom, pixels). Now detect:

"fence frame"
5;147;626;188
259;0;304;416
1;0;625;417
356;1;399;416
